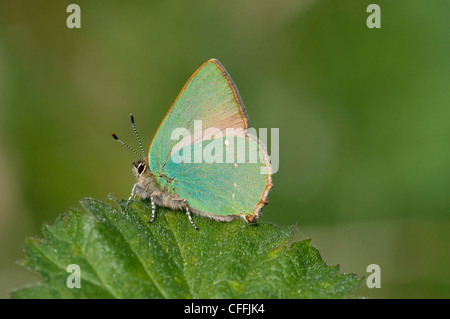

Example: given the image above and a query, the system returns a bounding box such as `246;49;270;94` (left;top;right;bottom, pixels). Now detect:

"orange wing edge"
245;133;273;223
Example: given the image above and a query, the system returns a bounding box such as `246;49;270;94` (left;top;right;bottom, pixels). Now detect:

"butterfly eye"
137;163;146;175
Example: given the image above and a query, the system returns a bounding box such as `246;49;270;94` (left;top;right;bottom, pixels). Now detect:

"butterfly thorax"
131;158;185;210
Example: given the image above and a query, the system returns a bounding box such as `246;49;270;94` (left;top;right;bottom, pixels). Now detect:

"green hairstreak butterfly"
112;59;272;230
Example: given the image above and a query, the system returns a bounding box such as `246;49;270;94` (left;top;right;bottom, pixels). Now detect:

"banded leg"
184;200;199;231
127;183;137;204
149;196;156;224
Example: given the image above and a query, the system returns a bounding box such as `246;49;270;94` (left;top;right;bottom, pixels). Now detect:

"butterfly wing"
164;134;272;221
149;59;272;221
149;59;249;173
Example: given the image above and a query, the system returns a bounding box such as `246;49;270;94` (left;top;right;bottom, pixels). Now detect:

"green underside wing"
148;59;272;221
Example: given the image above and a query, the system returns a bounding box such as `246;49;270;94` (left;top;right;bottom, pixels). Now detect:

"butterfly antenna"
111;133;144;159
130;114;146;158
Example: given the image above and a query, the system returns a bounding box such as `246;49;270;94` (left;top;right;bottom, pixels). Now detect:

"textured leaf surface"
12;198;360;298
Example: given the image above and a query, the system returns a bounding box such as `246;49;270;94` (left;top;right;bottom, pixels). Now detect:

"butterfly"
112;59;272;230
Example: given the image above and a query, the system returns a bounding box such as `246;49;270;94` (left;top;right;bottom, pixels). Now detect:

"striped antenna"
130;114;146;158
111;133;144;159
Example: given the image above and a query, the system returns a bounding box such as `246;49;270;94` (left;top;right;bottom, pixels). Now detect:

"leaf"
11;198;361;298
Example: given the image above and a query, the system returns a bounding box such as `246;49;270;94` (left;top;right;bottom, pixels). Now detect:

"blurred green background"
0;0;449;298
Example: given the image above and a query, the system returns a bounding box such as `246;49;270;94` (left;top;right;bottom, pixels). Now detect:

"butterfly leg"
183;199;199;231
149;195;156;224
127;183;137;204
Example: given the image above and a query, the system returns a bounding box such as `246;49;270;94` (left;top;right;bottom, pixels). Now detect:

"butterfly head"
132;159;148;179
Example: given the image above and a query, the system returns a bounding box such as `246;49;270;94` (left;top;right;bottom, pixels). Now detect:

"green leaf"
11;198;361;298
